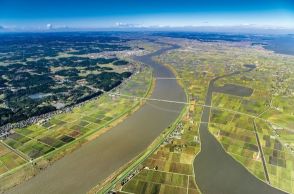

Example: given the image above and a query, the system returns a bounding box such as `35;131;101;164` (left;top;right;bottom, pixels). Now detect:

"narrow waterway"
194;67;287;194
6;45;186;194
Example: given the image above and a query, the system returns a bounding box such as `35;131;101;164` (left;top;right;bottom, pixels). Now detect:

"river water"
264;36;294;56
6;45;186;194
194;70;287;194
7;43;286;194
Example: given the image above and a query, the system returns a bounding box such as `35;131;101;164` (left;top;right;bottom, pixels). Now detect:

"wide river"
7;45;186;194
7;44;286;194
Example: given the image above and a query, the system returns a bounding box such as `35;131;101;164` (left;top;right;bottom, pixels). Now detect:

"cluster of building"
0;64;144;139
162;122;184;145
89;49;146;59
0;106;73;139
120;165;144;186
271;69;294;97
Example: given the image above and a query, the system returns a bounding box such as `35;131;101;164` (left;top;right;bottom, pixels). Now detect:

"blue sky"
1;0;294;29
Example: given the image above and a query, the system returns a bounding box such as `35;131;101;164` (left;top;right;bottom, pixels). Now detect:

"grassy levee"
0;69;154;192
95;63;189;194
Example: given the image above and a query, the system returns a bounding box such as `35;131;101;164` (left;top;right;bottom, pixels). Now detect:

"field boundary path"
253;119;271;184
193;65;287;194
6;44;186;194
0;140;30;162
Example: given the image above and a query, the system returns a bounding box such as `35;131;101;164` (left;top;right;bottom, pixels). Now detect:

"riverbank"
194;67;287;194
5;44;186;194
115;56;205;194
94;60;189;193
1;67;154;193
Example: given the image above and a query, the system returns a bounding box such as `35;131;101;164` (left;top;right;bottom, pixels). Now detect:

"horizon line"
1;25;294;35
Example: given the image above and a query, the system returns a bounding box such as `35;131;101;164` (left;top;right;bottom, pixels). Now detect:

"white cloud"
46;23;53;29
115;22;140;28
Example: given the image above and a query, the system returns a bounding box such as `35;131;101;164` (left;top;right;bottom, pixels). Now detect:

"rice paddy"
116;39;294;194
0;67;152;179
0;143;27;175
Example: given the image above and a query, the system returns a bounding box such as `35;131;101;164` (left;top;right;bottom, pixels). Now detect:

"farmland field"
113;37;294;194
0;65;153;190
0;33;136;127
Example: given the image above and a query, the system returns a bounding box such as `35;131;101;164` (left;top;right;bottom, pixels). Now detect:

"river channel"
7;43;286;194
6;45;186;194
194;68;287;194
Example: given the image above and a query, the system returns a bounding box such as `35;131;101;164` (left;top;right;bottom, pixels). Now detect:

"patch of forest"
0;32;134;126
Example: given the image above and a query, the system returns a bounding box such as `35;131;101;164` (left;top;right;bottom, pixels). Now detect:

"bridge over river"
6;44;186;194
7;43;286;194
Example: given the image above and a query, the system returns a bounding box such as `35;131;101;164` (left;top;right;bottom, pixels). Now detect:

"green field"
0;67;152;179
0;143;26;175
115;39;294;193
115;44;205;193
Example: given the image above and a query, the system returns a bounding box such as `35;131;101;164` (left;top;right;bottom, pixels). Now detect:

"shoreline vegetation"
0;66;154;193
94;59;189;194
110;37;294;194
0;34;293;194
0;33;136;130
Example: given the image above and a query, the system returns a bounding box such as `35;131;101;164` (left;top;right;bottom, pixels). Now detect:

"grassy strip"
0;69;154;191
95;64;189;194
